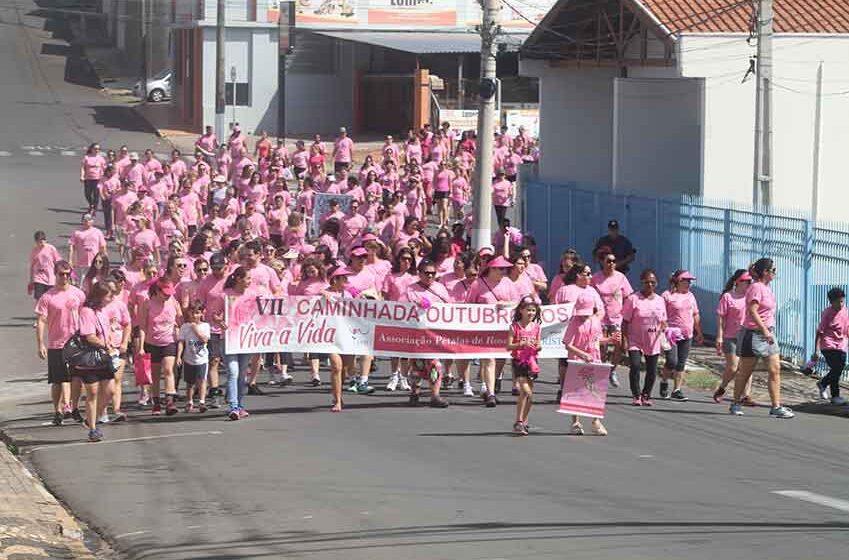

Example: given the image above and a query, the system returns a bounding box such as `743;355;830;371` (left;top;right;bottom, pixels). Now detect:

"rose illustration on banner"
419;296;432;310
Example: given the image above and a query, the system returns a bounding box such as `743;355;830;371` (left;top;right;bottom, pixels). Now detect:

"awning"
311;31;527;54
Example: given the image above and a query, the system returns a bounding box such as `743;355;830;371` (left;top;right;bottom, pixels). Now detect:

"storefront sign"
439;109;478;133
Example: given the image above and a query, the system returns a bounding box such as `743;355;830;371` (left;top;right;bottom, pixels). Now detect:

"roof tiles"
636;0;849;34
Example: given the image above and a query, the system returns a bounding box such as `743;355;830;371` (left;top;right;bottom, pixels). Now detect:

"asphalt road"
0;0;169;409
1;3;849;560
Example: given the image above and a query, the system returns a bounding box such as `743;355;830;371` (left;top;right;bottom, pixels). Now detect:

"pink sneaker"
237;409;250;419
641;395;654;407
632;397;643;406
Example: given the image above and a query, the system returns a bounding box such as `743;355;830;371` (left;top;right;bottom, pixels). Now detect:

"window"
225;82;250;106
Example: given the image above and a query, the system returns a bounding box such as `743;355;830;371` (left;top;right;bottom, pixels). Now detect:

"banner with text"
225;296;572;358
557;361;610;418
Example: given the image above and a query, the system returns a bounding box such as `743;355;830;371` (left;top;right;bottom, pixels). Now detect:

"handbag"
62;311;116;372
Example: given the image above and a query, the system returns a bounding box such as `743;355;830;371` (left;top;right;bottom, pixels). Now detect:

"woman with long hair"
75;282;117;441
382;247;417;391
219;266;256;420
658;269;704;401
288;256;328;387
712;269;755;404
730;258;794;418
82;254;110;294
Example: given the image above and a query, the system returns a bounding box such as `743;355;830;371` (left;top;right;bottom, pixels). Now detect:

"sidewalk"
0;442;98;559
685;345;849;408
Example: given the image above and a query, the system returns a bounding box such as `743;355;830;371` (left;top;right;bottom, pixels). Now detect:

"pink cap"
350;247;368;257
736;271;752;282
677;271;697;281
573;292;596;317
477;246;495;257
329;266;352;279
299;244;315;255
361;233;378;242
487;256;513;269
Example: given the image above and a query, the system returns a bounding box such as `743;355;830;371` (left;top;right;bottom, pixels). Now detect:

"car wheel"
148;89;165;103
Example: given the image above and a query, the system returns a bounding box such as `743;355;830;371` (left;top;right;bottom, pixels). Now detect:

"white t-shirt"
179;322;210;365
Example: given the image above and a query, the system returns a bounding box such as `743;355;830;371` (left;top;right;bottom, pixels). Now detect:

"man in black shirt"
593;220;636;273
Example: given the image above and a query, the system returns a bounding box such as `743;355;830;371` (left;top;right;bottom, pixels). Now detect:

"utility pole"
215;0;226;139
472;0;499;250
752;0;774;209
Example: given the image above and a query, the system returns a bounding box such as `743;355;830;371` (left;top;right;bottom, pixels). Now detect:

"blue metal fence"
523;181;849;365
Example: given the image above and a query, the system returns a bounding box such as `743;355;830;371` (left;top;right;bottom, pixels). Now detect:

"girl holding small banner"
561;292;613;436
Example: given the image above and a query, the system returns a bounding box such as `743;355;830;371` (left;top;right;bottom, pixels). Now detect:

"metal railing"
522;180;849;369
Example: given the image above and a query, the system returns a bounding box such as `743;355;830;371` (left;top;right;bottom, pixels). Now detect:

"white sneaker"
830;396;848;406
98;414;110;424
769;406;795;419
463;384;474;397
399;376;411;391
386;373;400;391
480;382;488;395
817;380;830;400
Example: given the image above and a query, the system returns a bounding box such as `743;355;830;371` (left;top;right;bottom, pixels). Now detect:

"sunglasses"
606;258;616;264
176;263;188;268
642;280;657;285
197;267;210;273
400;256;413;261
422;271;437;277
57;271;71;277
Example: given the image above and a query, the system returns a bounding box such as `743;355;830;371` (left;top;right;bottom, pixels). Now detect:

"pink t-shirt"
104;299;131;348
366;259;392;288
334;137;354;163
491;179;513;206
817;306;849;351
78;306;111;345
448;278;472;303
143;297;180;346
30;243;62;286
742;281;775;330
591;270;633;325
401;281;451;305
663;290;699;339
180;191;202;226
34;286;86;349
289;278;328;296
70;227;106;268
622;293;667;356
347;267;378;295
129;229;160;257
82;154;107;180
381;272;417;301
196;273;228;334
466;276;514;304
716;291;746;340
434;170;454;193
508;274;537;302
248;263;282;295
562;316;603;361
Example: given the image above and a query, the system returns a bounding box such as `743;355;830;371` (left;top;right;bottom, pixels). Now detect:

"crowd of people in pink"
29;121;847;443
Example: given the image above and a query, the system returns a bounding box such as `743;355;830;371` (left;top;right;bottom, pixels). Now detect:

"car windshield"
152;69;170;80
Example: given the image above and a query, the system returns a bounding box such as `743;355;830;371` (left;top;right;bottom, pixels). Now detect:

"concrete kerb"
0;430;99;559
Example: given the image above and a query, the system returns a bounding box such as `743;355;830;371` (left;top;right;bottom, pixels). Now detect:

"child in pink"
562;292;612;435
507;296;542;436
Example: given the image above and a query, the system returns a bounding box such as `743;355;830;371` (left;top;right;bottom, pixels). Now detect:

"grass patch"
686;370;720;390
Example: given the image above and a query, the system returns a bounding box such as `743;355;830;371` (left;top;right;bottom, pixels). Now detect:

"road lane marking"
773;490;849;513
114;530;149;539
28;151;44;156
0;151;11;156
61;151;77;156
26;430;223;453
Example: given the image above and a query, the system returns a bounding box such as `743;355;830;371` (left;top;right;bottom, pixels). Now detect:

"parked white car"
133;70;171;102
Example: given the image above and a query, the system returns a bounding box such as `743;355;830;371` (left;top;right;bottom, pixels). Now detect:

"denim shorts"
721;338;737;355
736;328;780;358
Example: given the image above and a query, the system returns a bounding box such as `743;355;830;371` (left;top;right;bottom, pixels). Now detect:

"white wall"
680;33;849;220
201;26;278;134
521;60;617;187
613;77;703;196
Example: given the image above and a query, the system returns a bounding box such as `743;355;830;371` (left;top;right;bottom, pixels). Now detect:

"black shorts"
293;166;306;179
47;348;71;384
334;161;350;173
208;333;224;360
507;174;517;183
513;363;538;380
144;343;178;363
433;190;449;200
33;283;52;301
71;367;114;384
182;363;208;385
